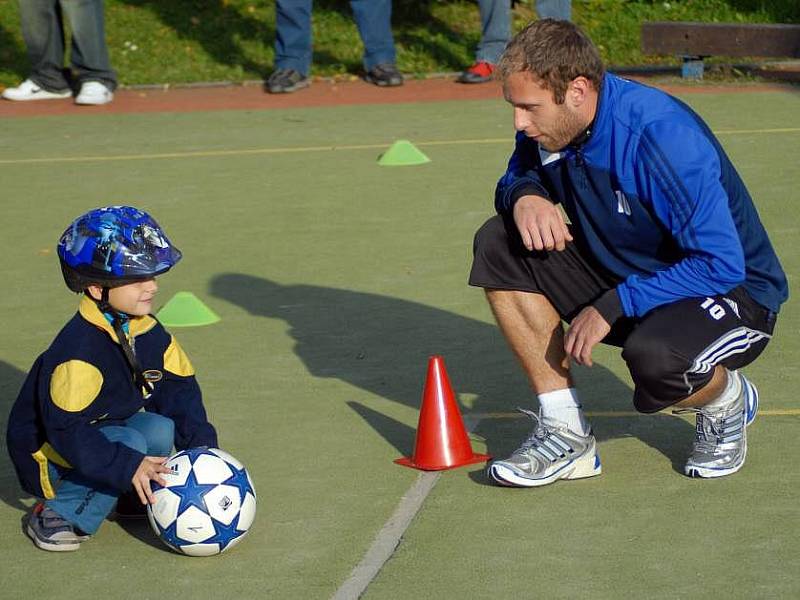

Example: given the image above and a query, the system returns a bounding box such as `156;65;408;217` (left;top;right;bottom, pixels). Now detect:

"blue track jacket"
495;73;787;320
7;296;218;499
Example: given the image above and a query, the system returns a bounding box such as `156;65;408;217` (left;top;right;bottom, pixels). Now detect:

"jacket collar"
78;295;157;344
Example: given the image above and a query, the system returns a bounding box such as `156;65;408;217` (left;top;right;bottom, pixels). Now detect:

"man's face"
503;71;586;152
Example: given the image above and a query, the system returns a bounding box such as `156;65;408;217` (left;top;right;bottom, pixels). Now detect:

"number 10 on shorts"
701;297;726;320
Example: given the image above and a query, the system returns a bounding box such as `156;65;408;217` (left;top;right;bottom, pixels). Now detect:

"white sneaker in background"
1;79;71;101
75;81;113;105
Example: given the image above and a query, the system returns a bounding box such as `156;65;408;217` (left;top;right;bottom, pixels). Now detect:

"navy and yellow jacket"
6;296;218;499
496;73;788;320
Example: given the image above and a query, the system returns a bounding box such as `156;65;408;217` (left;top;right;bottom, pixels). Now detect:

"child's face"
87;278;158;316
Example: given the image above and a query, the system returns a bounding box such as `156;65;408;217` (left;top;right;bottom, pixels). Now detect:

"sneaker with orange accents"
457;61;496;84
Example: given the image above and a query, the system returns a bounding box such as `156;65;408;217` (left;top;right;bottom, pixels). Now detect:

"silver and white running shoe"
680;372;758;479
488;408;601;487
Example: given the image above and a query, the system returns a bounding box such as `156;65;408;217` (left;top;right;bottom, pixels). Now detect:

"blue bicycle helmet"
58;206;182;293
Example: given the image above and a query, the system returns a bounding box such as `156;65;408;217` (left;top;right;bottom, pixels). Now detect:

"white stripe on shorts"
682;326;771;394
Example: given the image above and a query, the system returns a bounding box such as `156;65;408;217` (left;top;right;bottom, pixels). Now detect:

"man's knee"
622;329;696;413
473;214;508;259
471;214;521;289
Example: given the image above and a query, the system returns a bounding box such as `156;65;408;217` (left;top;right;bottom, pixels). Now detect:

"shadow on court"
210;274;694;478
0;360;31;511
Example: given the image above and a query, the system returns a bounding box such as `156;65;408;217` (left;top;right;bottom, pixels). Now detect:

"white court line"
331;470;441;600
331;415;483;600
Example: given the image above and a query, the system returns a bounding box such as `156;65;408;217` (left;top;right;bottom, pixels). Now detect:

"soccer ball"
146;447;256;556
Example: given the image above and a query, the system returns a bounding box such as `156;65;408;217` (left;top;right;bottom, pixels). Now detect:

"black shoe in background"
364;64;404;87
266;68;311;94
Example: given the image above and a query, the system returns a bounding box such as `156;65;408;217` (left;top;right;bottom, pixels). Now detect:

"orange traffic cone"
395;355;490;470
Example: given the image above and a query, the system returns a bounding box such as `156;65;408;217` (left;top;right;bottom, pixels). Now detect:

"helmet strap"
92;287;154;396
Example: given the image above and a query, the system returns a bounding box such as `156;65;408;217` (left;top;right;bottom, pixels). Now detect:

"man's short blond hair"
497;19;605;104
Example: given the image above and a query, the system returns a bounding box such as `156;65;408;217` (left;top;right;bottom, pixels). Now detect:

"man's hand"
513;194;573;251
564;306;611;367
131;456;171;505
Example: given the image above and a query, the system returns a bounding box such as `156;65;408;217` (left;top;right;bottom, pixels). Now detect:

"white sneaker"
1;79;71;101
75;81;113;105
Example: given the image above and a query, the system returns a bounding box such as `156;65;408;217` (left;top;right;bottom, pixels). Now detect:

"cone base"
394;453;491;471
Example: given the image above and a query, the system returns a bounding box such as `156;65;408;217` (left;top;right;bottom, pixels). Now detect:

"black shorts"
469;215;777;412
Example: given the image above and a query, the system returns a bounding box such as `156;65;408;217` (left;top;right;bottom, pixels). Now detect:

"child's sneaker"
26;503;90;552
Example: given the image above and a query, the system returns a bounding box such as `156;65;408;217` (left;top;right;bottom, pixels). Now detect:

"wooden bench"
641;22;800;79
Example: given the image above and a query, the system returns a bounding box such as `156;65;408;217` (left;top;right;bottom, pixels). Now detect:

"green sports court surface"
0;85;798;598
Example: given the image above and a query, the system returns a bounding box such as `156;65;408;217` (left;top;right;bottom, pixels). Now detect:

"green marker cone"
156;292;220;327
377;139;431;166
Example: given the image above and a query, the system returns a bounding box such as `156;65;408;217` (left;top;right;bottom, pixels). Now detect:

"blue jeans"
18;0;117;92
475;0;572;65
536;0;572;21
476;0;511;64
45;412;174;535
274;0;396;75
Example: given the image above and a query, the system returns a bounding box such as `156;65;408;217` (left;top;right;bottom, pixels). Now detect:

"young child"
6;206;218;551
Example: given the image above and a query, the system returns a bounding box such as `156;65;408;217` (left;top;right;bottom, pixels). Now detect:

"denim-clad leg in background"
46;412;174;535
274;0;313;76
18;0;69;91
476;0;510;65
349;0;396;71
18;0;116;91
60;0;117;89
536;0;572;21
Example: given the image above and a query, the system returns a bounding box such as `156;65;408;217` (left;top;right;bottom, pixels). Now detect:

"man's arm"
497;132;572;251
617;120;745;318
566;120;746;366
40;361;145;492
495;131;552;214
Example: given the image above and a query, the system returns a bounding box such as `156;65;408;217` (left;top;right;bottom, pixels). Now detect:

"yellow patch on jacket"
50;360;103;412
163;336;195;377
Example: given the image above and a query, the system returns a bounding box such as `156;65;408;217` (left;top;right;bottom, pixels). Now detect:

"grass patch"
0;0;797;88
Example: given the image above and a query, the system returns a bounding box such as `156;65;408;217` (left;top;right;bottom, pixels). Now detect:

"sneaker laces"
673;406;744;454
514;407;572;460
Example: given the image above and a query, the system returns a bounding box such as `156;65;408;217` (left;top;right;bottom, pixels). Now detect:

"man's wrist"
510;183;550;208
593;288;624;325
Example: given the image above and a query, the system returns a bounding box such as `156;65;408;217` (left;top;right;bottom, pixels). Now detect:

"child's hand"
132;456;171;505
